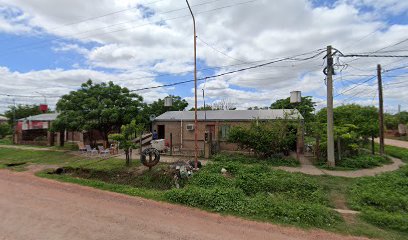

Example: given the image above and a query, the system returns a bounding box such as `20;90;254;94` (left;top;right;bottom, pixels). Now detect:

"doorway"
157;125;165;139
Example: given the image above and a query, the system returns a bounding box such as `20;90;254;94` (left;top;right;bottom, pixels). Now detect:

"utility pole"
377;64;385;155
326;45;335;167
186;0;199;169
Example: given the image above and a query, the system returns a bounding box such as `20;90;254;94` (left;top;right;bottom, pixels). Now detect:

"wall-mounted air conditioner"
186;124;194;131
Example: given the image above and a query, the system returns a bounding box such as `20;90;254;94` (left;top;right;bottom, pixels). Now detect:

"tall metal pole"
377;64;385;155
326;46;335;167
186;0;198;169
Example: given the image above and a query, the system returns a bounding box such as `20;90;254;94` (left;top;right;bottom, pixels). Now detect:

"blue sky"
0;0;407;113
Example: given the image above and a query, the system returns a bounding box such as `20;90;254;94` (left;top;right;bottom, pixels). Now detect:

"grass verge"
212;153;300;167
349;165;408;233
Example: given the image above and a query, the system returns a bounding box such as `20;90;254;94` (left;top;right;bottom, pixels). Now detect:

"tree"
212;98;236;110
142;95;188;122
109;121;144;166
316;104;379;156
4;104;47;125
270;96;315;122
55;80;144;144
189;105;213;111
0;123;12;138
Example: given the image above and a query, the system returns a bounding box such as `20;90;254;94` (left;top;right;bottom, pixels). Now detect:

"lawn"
1;146;407;239
349;166;408;232
316;153;392;171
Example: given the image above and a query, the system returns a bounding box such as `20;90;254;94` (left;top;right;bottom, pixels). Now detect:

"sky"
0;0;407;114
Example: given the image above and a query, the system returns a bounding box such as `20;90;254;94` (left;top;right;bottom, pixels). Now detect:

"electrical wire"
197;36;246;63
129;49;326;92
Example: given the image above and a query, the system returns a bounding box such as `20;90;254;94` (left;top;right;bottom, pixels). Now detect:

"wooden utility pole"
377;64;385;155
186;0;199;169
326;46;335;167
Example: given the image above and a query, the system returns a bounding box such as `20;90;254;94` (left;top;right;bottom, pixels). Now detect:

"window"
220;125;230;140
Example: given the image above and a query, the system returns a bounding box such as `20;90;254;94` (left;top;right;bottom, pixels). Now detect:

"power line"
197;36;246;63
0;48;324;99
341;54;408;58
129;49;325;92
334;75;377;98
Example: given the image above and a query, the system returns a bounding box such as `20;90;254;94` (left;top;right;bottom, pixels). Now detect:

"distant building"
152;109;304;156
14;113;104;146
0;116;8;124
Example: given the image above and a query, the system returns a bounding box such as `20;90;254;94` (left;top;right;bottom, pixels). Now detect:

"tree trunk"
337;137;341;161
315;136;320;161
59;131;65;147
371;134;375;155
125;149;130;166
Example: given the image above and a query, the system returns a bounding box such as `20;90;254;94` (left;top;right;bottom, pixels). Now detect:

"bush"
0;123;11;138
228;120;297;157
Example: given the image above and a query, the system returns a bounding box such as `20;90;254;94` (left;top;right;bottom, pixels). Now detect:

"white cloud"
0;0;407;113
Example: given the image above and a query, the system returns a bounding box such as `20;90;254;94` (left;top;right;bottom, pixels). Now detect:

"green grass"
212;153;300;167
349;166;408;233
317;153;392;171
37;171;166;201
384;145;408;163
0;147;84;170
1;148;408;239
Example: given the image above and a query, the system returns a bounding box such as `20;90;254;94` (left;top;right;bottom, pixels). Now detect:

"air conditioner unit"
186;124;195;131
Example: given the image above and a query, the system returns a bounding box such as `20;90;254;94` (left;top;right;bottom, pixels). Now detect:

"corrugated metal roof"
18;113;59;121
154;109;303;121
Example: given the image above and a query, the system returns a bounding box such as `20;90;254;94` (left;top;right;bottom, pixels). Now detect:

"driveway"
0;170;369;240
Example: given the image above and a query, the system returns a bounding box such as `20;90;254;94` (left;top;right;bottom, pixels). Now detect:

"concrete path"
276;155;405;178
375;138;408;149
0;169;370;240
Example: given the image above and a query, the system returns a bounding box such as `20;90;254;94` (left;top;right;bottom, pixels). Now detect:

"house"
14;113;104;146
152;109;304;156
0;116;8;124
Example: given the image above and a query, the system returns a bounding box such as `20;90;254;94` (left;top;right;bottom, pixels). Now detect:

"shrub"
228;120;297;157
0;123;11;138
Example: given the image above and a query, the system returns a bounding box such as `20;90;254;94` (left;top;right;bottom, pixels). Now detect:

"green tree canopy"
317;104;379;139
141;95;188;125
109;120;144;166
54;80;144;142
4;104;48;125
270;96;315;122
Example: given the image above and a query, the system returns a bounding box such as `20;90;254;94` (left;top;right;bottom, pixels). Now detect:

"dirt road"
0;170;369;240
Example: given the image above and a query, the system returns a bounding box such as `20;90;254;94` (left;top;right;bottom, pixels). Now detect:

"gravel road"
0;169;370;240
